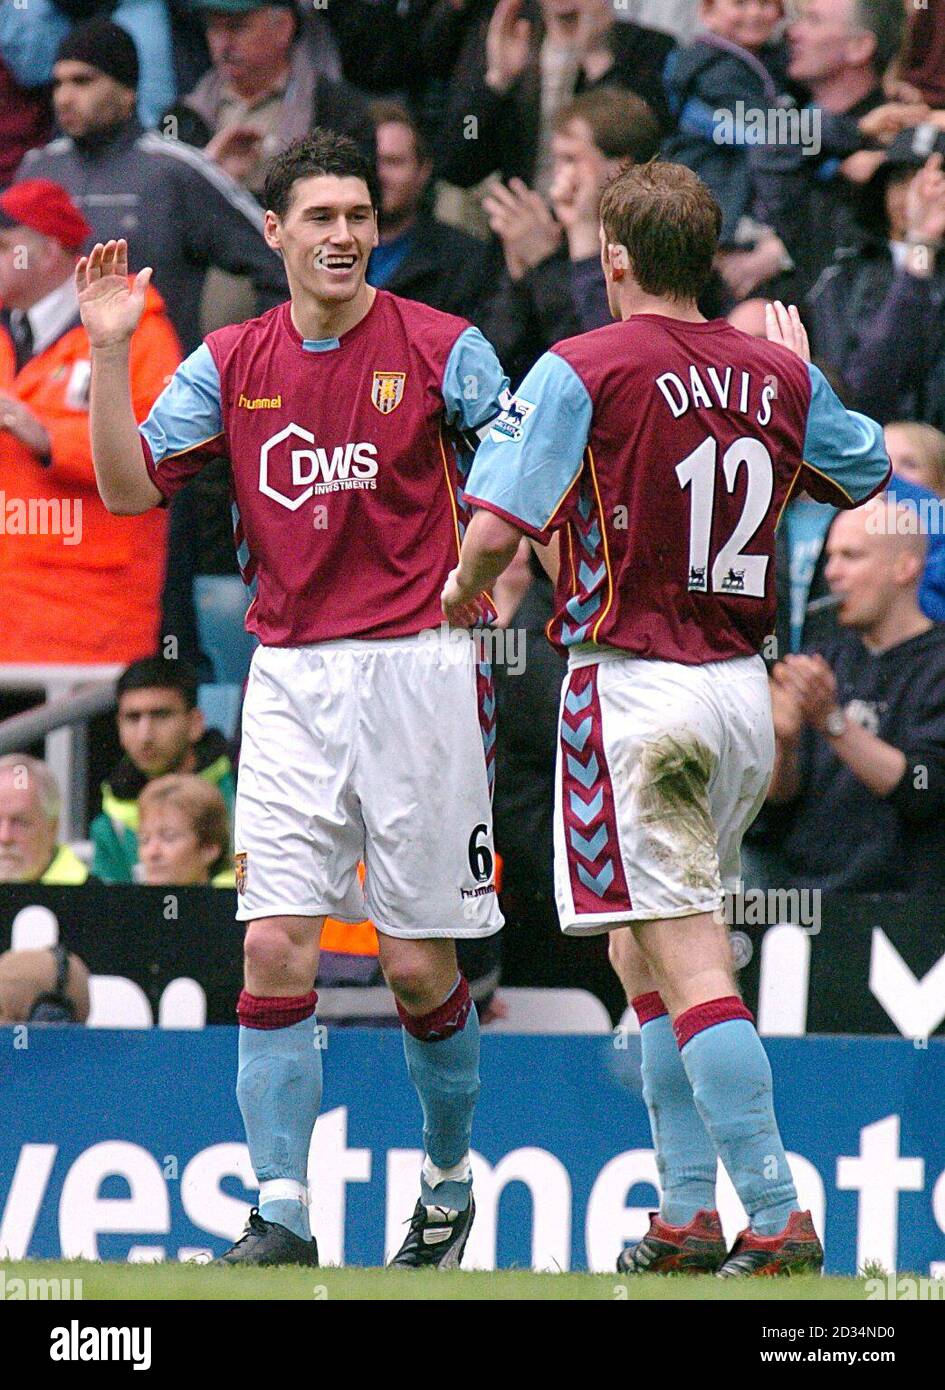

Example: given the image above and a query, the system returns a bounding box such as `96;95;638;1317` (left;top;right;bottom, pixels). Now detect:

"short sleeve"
800;364;892;507
441;326;511;437
139;343;226;499
463;351;592;542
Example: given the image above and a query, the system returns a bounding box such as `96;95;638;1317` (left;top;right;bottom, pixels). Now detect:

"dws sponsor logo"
260;425;378;508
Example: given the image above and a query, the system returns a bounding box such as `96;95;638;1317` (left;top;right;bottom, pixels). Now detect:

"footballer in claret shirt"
80;131;510;1272
445;161;891;1279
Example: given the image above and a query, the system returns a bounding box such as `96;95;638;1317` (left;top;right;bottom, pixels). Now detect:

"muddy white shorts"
234;633;503;938
553;650;774;935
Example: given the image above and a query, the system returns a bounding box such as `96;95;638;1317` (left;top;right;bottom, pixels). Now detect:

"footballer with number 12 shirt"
78;132;509;1270
445;161;891;1277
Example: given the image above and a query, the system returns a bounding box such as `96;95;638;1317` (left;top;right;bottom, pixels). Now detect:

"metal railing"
0;665;120;840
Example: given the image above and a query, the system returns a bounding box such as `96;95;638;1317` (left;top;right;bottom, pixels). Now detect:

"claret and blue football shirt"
140;290;509;646
465;314;892;664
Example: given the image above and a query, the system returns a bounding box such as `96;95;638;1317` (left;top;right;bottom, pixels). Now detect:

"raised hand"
76;240;152;349
906;152;945;246
485;0;531;94
765;300;811;362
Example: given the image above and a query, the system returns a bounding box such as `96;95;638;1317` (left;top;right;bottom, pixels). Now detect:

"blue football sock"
679;1014;798;1236
400;979;479;1213
640;1013;718;1225
237;1007;323;1240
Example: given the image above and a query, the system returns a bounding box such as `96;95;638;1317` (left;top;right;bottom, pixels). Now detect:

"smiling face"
264;174;378;307
702;0;783;52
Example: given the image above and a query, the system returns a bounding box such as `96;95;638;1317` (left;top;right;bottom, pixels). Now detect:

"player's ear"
608;242;629;280
372;208;380;249
263;210;282;254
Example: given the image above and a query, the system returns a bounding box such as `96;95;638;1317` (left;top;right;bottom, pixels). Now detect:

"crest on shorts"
370;371;406;414
234;852;248;895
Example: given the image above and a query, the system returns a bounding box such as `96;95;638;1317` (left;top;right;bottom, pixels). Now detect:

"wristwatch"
824;707;847;738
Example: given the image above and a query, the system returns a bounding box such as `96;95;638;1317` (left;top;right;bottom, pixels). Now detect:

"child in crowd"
663;0;793;244
885;421;945;496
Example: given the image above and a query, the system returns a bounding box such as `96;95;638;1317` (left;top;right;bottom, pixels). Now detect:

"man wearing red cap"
0;178;181;663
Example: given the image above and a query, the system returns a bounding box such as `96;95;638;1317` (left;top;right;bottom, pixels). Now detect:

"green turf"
0;1261;876;1300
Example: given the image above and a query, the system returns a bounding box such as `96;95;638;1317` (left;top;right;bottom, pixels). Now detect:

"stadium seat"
197;682;243;741
193;575;257;684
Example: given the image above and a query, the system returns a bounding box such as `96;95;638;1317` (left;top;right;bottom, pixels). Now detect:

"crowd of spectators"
2;0;945;964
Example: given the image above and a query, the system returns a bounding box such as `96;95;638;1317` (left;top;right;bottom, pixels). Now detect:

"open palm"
76;239;152;348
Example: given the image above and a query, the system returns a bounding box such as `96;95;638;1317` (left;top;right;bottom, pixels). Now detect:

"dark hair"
117;655;199;709
599;160;721;303
853;0;907;76
552;89;660;166
368;98;431;165
263;130;380;219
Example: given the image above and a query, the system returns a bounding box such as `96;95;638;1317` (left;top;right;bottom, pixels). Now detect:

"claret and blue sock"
397;973;479;1212
236;989;322;1240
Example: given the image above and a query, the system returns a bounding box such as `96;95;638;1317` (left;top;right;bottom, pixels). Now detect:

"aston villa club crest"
370;371;406;414
234;852;248;895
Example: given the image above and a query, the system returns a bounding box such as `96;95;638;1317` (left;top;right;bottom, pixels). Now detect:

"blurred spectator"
325;0;433;98
137;773;233;884
478;87;660;381
0;56;52;191
726;295;773;335
165;0;374;197
664;0;792;245
901;0;945;110
620;0;700;43
840;135;945;433
750;0;919;298
775;468;945;663
91;657;235;883
766;497;945;890
884;421;945;496
0;754;89;884
807;130;945;411
16;19;287;353
0;945;90;1023
435;0;674;194
0;0;176;130
0;179;177;663
367;99;493;317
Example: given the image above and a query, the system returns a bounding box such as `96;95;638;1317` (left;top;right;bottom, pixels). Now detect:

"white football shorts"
554;650;774;935
234;633;503;938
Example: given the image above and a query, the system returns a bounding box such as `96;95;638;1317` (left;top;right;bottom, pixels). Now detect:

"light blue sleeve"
464;351;592;539
442;326;511;435
139;343;222;465
801;363;891;505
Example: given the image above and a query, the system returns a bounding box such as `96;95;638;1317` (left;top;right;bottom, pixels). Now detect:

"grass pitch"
1;1261;874;1300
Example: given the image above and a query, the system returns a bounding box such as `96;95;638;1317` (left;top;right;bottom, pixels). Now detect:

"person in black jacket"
367;99;494;319
435;0;674;193
765;496;945;891
17;18;287;352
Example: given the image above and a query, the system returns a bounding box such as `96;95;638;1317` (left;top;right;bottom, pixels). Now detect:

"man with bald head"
767;498;945;889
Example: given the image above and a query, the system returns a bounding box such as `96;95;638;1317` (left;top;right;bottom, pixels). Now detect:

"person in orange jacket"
0;178;180;663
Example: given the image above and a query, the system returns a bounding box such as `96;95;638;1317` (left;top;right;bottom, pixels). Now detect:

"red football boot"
616;1209;727;1275
717;1210;824;1277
